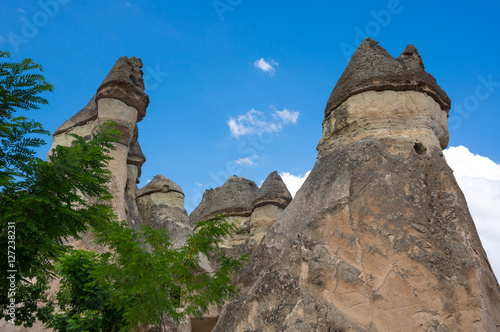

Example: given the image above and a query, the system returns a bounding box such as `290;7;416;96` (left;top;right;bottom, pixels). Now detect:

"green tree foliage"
92;215;248;332
0;50;52;186
1;51;247;330
0;50;120;326
45;250;127;332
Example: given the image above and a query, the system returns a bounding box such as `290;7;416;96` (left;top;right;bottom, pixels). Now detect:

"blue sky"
1;1;500;275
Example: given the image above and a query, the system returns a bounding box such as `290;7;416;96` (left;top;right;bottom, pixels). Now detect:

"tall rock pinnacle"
213;40;500;331
50;56;150;228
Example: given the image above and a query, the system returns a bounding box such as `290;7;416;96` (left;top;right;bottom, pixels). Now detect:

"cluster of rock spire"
37;38;500;331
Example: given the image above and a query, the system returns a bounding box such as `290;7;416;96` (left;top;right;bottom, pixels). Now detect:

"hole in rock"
413;142;427;155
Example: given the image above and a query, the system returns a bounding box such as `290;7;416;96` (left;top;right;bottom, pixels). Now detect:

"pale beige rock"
106;143;130;221
97;97;138;123
47;120;96;156
147;192;184;209
136;175;192;248
128;141;146;183
249;204;283;244
178;305;220;332
318;90;448;157
127;164;139;190
136;175;184;199
220;215;252;249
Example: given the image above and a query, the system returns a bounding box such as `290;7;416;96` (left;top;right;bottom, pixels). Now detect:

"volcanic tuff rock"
253;171;292;210
30;39;500;332
136;175;192;248
189;175;260;224
49;56;150;238
212;39;500;331
96;56;149;121
248;171;292;247
325;38;451;116
188;172;293;270
53;95;98;136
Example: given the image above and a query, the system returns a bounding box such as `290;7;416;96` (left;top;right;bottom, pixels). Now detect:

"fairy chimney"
250;171;292;244
212;39;500;331
136;175;192;248
50;57;149;228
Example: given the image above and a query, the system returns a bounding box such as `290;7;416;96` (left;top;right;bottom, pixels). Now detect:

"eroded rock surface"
249;171;292;246
50;57;149;230
213;39;500;332
136;175;192;248
190;176;260;224
325;38;451;116
253;171;292;210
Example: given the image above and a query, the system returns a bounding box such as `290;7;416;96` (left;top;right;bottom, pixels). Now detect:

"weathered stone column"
213;39;500;331
94;56;149;222
48;56;149;237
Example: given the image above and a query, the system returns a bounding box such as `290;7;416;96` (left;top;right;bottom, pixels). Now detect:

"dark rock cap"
189;175;259;224
325;38;451;117
127;141;146;183
96;56;149;121
127;141;146;168
253;171;292;210
53;95;98;136
136;174;184;199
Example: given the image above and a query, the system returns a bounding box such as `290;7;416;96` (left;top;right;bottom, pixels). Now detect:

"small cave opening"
413;142;427;155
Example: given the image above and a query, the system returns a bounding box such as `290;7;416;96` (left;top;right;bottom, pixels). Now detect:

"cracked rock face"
213;41;500;331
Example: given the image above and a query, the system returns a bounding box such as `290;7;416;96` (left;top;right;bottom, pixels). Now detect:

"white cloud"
228;108;299;138
0;35;4;43
235;155;258;166
17;8;26;14
254;58;278;76
444;146;500;180
274;109;299;124
280;171;311;197
444;146;500;279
